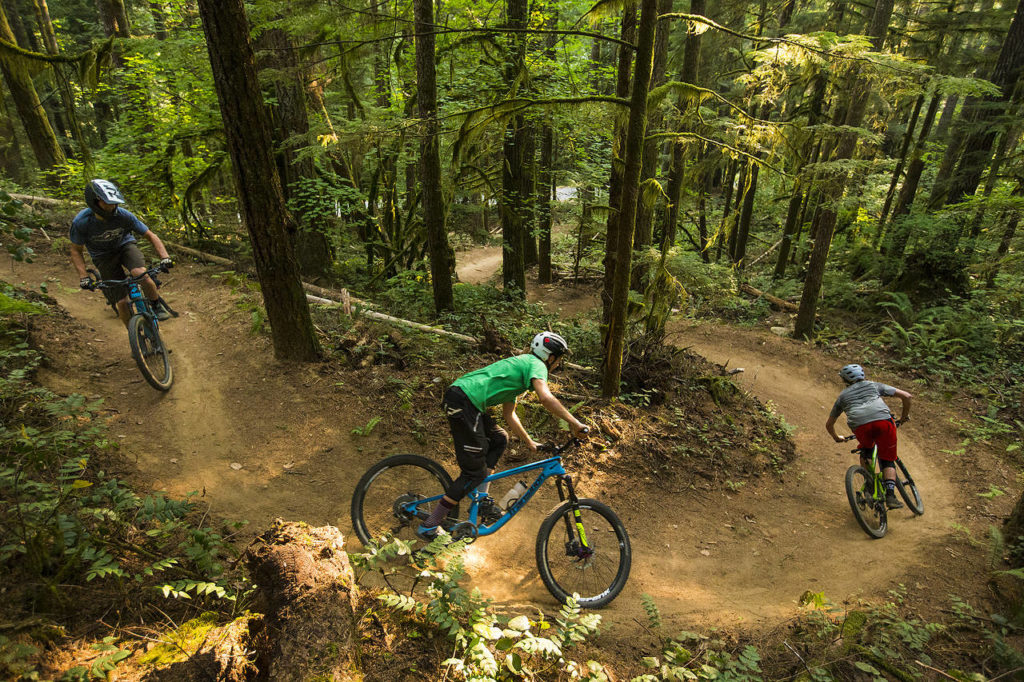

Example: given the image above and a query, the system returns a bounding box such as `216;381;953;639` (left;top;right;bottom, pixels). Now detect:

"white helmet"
839;364;865;383
530;332;568;362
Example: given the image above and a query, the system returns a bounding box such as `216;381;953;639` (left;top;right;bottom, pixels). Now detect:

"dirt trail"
7;246;1005;634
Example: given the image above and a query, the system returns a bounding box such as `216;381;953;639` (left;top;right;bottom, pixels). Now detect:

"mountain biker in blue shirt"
417;332;589;539
70;179;174;325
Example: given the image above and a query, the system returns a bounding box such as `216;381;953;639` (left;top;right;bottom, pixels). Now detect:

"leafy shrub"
0;289;242;614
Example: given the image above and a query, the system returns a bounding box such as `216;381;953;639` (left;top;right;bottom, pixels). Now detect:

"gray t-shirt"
830;380;897;430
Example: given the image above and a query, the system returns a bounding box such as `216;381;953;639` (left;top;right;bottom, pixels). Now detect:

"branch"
659;13;908;69
646;132;793;177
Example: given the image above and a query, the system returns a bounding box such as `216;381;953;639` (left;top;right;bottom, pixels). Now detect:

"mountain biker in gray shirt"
825;364;912;509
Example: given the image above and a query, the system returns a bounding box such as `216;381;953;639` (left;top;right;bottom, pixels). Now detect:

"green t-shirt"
453;354;548;412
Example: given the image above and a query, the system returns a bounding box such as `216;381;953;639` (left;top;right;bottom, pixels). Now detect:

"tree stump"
244;520;360;681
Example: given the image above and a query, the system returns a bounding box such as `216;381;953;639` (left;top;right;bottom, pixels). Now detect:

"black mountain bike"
86;264;175;391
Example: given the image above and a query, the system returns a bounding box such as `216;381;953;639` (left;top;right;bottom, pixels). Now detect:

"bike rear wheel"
893;459;924;515
128;314;173;391
350;454;456;546
845;466;887;539
535;498;631;609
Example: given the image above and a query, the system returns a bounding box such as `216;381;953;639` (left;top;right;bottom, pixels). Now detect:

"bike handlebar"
537;429;589;455
84;263;170;291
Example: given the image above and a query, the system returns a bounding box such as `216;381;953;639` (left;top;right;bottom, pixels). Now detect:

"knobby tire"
894;459;924;515
350;454;456;546
128;314;173;391
535;498;631;609
845;465;887;539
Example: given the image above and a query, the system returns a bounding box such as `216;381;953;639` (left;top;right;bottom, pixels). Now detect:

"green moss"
138;612;220;667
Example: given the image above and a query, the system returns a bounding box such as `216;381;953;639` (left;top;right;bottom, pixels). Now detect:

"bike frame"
91;267;163;324
399;444;583;539
856;444;886;502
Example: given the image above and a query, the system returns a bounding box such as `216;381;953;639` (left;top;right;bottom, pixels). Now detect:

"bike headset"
85;179;126;219
530;332;569;363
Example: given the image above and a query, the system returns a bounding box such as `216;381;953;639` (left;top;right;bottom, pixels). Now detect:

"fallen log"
738;282;799;312
165;241;236;267
306;294;478;343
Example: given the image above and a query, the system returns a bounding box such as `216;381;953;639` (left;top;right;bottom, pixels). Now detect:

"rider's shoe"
153;300;172;321
885;491;904;510
416;524;448;542
478;495;503;525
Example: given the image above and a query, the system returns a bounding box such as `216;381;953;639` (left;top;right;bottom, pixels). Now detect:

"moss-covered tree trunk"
602;0;657;398
256;26;333;280
196;0;321;362
601;7;636;325
500;0;528;299
0;3;65;176
414;0;455;313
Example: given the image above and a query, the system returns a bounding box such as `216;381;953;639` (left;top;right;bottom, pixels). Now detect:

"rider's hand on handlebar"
80;276;94;290
159;257;174;272
571;423;590;440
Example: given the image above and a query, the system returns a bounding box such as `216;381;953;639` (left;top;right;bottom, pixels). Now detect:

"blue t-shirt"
69;208;149;258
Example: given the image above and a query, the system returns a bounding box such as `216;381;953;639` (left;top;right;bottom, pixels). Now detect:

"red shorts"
854;419;898;463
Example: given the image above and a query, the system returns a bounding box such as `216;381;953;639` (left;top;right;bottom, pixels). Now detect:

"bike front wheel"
128;314;173;391
845;466;887;539
350;454;455;546
535;498;631;609
894;459;924;515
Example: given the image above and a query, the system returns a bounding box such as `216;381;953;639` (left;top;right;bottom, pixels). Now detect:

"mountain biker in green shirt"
418;332;589;539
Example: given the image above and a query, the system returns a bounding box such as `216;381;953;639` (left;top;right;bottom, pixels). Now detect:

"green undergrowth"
353;537;1024;681
0;283;248;680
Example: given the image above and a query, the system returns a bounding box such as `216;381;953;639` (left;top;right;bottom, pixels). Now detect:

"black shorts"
443;386;508;500
92;243;146;304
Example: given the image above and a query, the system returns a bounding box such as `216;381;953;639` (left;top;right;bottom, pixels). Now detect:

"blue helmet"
839;364;865;383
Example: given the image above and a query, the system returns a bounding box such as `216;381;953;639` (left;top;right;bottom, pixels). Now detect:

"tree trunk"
944;0;1024;205
256;26;333;279
734;162;759;267
662;0;704;252
875;92;924;243
501;0;528;299
794;0;893;339
537;6;558;284
0;86;24;181
0;3;65;175
773;179;804;278
538;123;554;283
601;7;636;324
602;0;657;398
414;0;454;312
196;0;320;361
882;91;944;280
150;1;167;40
631;0;672;291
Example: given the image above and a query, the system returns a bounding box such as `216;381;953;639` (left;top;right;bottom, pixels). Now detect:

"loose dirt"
8;243;1017;643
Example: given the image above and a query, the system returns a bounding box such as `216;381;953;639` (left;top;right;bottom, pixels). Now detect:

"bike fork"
556;475;590;550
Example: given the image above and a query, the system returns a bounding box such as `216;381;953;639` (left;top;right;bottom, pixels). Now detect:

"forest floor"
8;239;1019;661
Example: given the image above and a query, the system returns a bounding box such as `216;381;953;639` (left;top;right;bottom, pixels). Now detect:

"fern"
641;593;662;630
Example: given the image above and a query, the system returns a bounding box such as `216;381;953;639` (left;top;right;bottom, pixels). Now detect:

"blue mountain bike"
86;264;175;391
350;437;631;608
